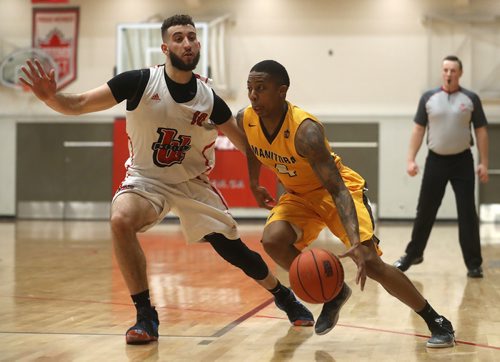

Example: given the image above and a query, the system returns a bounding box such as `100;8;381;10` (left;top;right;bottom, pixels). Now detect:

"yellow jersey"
243;101;341;194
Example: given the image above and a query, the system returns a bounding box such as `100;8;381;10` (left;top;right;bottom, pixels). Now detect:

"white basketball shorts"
113;174;239;243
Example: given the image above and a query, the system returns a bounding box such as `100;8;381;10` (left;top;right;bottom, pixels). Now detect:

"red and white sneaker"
126;307;159;345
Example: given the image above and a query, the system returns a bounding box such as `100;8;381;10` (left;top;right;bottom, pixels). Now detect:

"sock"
269;281;292;304
416;300;441;331
131;289;152;312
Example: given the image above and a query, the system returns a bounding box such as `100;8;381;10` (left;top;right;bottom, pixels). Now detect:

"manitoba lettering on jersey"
250;145;296;164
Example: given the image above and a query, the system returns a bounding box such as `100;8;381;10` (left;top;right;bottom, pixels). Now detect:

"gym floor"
0;219;499;361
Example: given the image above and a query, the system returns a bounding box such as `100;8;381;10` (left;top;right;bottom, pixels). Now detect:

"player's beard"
170;51;200;71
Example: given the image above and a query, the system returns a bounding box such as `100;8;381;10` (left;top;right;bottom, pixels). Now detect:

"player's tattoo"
236;108;245;130
296;119;361;244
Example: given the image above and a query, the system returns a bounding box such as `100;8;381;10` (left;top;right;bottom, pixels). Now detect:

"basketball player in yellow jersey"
238;60;455;348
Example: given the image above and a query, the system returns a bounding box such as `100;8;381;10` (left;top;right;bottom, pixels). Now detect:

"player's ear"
279;85;288;99
161;43;168;54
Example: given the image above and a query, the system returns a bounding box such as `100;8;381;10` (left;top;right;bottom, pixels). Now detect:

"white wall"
6;0;500;115
379;117;459;219
0;119;16;215
0;0;498;217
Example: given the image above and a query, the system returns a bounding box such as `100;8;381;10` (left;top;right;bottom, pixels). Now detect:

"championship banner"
32;7;79;89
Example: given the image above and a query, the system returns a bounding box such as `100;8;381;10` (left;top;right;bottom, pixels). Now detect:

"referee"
394;55;489;278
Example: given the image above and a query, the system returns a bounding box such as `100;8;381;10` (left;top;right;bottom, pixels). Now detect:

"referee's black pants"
405;149;482;270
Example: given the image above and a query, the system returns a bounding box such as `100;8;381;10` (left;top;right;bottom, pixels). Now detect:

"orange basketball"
289;248;344;304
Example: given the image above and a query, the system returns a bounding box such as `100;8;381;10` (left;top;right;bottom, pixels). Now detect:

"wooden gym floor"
0;219;499;361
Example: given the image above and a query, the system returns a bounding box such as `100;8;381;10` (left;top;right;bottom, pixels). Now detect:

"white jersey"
124;65;217;184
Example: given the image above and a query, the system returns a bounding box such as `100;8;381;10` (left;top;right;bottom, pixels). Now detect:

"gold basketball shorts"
266;171;382;254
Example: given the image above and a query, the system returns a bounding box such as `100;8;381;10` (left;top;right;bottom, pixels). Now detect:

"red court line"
210;298;275;337
335;323;500;351
253;315;500;351
5;294;499;351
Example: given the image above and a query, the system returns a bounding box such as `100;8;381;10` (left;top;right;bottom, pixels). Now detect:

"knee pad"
205;233;269;280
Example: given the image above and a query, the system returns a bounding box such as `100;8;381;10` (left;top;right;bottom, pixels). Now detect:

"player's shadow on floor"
315;350;336;362
270;326;315;361
125;341;159;362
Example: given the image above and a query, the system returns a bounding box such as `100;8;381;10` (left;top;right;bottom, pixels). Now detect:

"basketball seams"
289;248;344;304
311;249;328;302
297;252;321;303
293;253;311;303
324;251;337;301
294;253;307;300
328;251;344;300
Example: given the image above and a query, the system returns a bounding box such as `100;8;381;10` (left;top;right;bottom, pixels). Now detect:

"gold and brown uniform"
243;102;381;252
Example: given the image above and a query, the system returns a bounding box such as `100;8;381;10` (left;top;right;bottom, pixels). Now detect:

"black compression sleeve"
107;69;150;111
210;90;233;125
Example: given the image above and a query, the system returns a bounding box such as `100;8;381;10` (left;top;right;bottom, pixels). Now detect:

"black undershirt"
106;67;232;125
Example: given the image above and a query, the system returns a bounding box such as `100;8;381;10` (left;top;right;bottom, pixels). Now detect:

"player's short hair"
161;14;195;40
443;55;463;70
250;60;290;87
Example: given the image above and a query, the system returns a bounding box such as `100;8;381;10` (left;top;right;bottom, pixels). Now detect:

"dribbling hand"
339;243;367;291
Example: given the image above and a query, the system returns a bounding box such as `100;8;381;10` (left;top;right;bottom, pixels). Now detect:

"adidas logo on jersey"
151;93;161;101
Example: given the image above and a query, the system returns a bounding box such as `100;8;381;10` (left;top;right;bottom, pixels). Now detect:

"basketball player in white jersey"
20;14;314;345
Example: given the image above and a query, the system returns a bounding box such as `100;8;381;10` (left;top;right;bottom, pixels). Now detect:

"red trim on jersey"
197;176;230;210
201;140;216;172
127;135;135;169
194;73;209;83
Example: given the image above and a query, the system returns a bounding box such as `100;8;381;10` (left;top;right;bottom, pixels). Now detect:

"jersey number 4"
275;164;297;177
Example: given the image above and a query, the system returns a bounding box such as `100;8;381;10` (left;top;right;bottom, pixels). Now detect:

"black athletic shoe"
427;316;455;348
393;254;424;272
126;306;159;345
467;267;483;278
275;291;314;326
315;283;352;335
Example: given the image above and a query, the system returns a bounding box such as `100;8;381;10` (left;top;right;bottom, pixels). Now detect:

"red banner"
209;149;277;207
112;119;129;194
32;7;79;89
210;135;277;207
